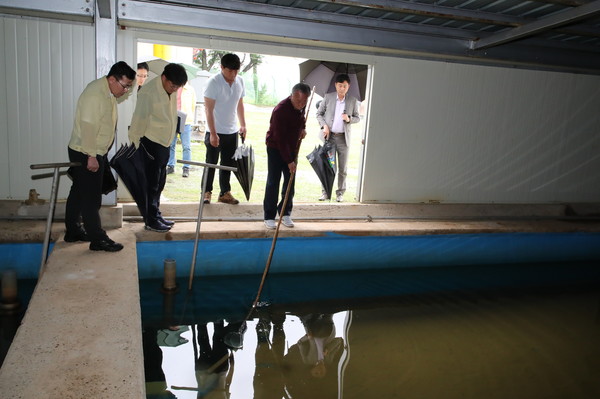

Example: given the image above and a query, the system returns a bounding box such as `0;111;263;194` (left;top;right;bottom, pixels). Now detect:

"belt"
331;132;345;135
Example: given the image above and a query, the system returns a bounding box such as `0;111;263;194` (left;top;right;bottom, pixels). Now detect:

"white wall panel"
0;16;94;200
362;59;600;203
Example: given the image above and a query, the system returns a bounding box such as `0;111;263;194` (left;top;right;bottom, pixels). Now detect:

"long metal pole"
188;165;209;291
38;167;60;275
182;160;237;291
251;88;315;309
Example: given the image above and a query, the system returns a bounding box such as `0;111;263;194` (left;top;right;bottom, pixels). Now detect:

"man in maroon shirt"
263;83;311;229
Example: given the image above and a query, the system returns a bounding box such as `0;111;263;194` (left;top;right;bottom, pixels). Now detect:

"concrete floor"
0;202;599;398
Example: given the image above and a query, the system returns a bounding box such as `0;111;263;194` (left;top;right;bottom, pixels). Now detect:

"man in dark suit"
315;74;361;202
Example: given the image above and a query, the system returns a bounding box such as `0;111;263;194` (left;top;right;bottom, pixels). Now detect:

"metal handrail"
30;162;80;276
178;160;237;290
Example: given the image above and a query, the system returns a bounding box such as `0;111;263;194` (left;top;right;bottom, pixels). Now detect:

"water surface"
140;263;600;399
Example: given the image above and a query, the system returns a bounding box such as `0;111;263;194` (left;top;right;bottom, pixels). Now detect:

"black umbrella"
306;139;336;199
232;137;254;201
110;142;154;222
299;60;368;101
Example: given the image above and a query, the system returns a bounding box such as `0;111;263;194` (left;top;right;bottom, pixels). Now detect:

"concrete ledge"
0;201;123;229
0;227;144;399
123;202;576;220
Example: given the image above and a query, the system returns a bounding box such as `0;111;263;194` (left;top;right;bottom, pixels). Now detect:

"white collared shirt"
330;95;346;133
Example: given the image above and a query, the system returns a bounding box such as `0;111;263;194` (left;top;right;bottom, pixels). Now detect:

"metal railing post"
30;162;80;275
178;160;237;290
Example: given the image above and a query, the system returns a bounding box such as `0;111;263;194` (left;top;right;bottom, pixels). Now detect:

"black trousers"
141;137;170;225
65;148;106;242
202;132;238;196
263;146;294;220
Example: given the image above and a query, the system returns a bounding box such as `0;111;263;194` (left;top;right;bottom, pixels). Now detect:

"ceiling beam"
471;0;600;49
309;0;520;25
0;0;93;22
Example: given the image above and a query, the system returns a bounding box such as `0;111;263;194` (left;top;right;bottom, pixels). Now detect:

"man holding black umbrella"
128;63;188;232
316;74;361;202
65;61;136;252
263;83;311;229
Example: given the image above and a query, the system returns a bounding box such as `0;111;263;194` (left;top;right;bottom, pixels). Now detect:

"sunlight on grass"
162;103;364;204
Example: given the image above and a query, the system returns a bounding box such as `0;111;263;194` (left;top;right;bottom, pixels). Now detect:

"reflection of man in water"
142;324;178;399
189;320;247;399
253;311;286;399
282;313;345;399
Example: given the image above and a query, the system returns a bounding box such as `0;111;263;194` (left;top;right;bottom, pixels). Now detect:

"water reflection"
140;265;600;399
143;311;350;399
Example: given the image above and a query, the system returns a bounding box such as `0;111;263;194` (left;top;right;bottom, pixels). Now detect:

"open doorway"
135;43;369;204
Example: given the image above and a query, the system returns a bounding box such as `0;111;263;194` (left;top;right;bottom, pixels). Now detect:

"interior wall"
0;16;95;200
2;17;600;205
364;59;600;203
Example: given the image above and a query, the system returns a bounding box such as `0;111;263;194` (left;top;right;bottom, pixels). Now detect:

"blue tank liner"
136;232;600;279
0;243;54;279
140;261;600;325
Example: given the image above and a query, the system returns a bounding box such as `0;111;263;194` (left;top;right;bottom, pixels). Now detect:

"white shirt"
203;73;245;134
330;96;346;133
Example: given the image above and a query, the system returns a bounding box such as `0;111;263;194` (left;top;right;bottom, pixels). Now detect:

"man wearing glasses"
128;63;188;233
64;61;135;252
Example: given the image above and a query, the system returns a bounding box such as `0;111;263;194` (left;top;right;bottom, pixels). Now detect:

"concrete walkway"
1;202;599;398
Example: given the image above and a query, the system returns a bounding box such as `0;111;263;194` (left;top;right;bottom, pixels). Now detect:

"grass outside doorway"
162;103;365;204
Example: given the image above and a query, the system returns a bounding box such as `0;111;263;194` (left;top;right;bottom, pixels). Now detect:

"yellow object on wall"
153;44;172;60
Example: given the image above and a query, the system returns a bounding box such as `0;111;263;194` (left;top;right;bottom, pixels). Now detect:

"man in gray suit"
316;73;361;202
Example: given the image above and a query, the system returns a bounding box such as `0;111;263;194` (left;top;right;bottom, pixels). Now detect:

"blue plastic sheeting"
0;243;53;279
136;232;600;279
140;262;600;324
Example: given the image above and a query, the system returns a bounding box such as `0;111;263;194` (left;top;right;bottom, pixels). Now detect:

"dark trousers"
141;137;169;225
203;132;238;196
263;147;295;220
65;148;106;242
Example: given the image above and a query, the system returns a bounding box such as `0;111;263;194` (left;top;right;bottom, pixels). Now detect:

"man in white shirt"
202;53;247;205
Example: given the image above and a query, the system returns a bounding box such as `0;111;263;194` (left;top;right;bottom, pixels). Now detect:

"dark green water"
140;263;600;399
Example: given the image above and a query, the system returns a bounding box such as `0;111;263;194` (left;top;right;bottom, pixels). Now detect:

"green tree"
192;50;263;74
192;49;228;72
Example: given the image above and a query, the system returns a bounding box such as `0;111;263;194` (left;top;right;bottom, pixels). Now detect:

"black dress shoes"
64;228;90;242
89;238;124;252
159;216;175;227
144;220;171;233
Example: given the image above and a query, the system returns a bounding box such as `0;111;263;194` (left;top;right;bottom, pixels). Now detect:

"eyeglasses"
116;80;133;91
166;81;181;91
137;74;148;78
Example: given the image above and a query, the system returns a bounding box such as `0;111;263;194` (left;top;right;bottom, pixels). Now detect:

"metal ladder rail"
178;160;237;290
30;162;81;276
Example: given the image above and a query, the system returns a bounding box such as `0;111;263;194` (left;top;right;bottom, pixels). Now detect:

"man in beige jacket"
65;61;135;252
129;63;188;233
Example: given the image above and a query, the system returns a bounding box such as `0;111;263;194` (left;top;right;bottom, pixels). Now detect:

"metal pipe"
163;259;177;292
0;269;21;314
29;162;80;276
181;160;237;291
39;167;60;276
30;162;79;170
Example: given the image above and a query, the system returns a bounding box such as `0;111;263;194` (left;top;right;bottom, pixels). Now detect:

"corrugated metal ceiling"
1;0;599;73
147;0;600;73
